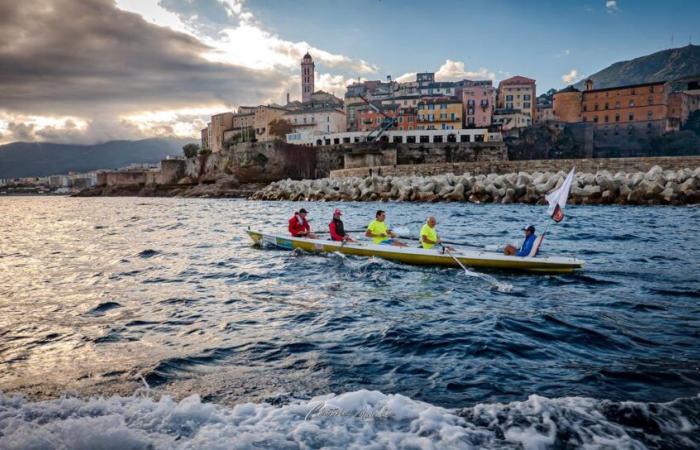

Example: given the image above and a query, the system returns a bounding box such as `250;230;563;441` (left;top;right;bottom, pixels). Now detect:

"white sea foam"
1;390;697;450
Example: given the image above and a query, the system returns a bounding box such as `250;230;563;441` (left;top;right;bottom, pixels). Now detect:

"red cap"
333;209;342;216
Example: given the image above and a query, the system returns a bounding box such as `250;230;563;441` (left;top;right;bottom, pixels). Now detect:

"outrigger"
247;230;584;274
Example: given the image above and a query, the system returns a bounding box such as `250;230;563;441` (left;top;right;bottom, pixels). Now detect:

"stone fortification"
252;163;700;206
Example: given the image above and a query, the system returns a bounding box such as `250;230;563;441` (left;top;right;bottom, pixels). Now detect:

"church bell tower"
301;52;314;103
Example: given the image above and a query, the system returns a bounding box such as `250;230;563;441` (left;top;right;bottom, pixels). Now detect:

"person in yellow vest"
420;216;453;251
420;216;440;249
365;210;407;247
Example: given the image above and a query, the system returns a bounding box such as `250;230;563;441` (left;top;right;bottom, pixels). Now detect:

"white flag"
546;167;575;222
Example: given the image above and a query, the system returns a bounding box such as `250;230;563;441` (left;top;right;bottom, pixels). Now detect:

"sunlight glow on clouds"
562;69;581;84
396;59;496;83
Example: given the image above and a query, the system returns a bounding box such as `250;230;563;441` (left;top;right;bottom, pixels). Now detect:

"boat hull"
247;230;584;274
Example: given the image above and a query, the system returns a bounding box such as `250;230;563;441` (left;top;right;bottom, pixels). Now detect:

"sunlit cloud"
562;69;582;84
395;59;495;83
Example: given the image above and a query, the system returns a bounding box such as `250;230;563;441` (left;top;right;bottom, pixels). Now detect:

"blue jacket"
516;234;537;257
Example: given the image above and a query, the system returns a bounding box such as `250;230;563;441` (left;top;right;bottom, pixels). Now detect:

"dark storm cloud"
0;0;287;117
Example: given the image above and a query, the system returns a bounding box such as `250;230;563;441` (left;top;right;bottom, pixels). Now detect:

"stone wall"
98;171;149;186
330;155;700;179
395;142;506;165
344;149;397;169
159;159;185;185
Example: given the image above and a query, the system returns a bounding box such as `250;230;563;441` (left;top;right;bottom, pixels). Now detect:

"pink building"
462;85;495;127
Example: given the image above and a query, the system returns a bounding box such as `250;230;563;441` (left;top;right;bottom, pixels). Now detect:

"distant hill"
573;45;700;90
0;138;192;178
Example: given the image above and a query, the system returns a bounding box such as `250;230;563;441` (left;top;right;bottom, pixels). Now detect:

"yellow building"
497;76;536;119
416;98;463;130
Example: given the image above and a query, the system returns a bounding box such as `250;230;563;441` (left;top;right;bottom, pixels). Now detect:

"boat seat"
528;234;545;257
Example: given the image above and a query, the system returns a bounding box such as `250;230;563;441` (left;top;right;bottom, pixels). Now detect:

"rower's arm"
422;234;438;244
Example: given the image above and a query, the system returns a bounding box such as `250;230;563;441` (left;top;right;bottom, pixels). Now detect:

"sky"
0;0;698;145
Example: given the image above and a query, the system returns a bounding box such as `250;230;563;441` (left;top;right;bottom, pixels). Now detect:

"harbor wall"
329;155;700;178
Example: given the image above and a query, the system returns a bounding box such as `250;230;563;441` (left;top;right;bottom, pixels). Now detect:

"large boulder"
444;183;466;201
644;165;664;183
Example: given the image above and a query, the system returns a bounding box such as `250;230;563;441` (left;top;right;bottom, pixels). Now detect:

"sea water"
0;197;698;449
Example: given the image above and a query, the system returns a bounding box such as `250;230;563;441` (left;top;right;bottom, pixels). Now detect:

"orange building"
553;79;684;131
580;81;670;128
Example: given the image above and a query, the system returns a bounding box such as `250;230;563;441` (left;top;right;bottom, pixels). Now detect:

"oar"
316;229;366;234
441;244;470;274
396;234;483;249
441;244;513;292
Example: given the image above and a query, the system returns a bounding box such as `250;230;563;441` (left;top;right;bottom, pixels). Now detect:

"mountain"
0;138;192;178
573;44;700;90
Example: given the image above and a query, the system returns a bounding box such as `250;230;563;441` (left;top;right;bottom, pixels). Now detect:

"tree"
182;143;199;158
269;119;293;139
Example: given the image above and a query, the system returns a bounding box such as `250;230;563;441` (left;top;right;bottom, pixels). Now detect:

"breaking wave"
1;390;698;450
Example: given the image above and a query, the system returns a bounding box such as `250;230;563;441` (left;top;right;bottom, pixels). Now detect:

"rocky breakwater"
251;165;700;205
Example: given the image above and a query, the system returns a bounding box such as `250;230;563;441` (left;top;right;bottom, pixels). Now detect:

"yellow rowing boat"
247;230;584;274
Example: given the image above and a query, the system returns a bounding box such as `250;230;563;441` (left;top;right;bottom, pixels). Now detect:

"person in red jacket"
288;208;317;238
329;209;355;243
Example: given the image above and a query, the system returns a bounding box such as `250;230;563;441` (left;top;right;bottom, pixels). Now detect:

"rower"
365;210;407;247
420;216;454;251
288;208;317;239
504;225;536;257
420;216;440;249
329;209;355;243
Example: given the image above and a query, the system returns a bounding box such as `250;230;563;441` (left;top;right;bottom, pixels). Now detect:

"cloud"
562;69;582;84
605;1;619;13
0;0;378;144
395;59;495;84
123;0;377;74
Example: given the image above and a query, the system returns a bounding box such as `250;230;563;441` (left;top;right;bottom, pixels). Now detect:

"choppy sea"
0;197;699;449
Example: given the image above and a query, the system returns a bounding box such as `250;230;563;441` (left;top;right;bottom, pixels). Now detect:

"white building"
285;107;346;136
287;128;501;146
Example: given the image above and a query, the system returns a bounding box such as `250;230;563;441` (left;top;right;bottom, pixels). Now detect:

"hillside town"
200;52;700;155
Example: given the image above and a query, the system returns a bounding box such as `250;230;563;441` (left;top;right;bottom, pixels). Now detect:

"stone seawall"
330;156;700;179
252;163;700;206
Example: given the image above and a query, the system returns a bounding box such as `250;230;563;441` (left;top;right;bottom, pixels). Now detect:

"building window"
583;105;587;112
649;86;654;93
582;117;587;122
604;103;609;110
647;111;653;119
615;102;620;108
615;114;620;122
604;115;609;123
631;89;636;95
594;104;599;111
506;95;513;101
523;102;531;108
629;113;634;121
593;116;598;123
629;100;635;107
524;94;531;100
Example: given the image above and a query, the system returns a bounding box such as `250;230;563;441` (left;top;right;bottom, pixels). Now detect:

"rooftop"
582;80;667;94
499;75;536;86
